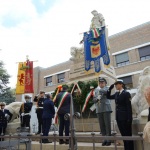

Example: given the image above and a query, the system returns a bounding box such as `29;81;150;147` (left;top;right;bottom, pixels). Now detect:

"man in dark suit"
0;102;12;141
20;95;33;129
55;85;71;144
41;94;55;143
34;90;45;134
107;80;134;150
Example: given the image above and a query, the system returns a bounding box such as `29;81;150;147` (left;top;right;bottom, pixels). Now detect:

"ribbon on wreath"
53;85;62;103
71;83;81;94
82;89;94;113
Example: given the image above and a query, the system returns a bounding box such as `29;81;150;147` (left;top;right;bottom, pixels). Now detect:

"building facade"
33;22;150;96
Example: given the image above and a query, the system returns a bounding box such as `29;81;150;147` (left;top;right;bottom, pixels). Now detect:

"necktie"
118;92;120;97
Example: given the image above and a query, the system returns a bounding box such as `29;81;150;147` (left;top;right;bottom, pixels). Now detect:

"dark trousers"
97;112;111;142
42;118;52;141
58;114;70;142
117;120;134;150
36;109;43;133
0;127;6;141
20;115;31;128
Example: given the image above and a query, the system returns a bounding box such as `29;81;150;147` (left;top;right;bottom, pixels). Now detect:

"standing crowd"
0;79;150;150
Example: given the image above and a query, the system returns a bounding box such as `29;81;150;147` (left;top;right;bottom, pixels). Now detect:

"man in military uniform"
93;77;112;146
20;95;33;128
107;80;134;150
0;102;12;141
34;90;45;134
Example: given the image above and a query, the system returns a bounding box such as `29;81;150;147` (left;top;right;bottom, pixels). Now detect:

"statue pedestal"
6;118;20;134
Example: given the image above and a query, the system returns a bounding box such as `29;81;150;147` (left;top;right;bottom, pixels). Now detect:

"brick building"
33;22;150;96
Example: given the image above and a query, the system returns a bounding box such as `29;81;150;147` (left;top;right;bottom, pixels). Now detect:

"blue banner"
84;27;110;73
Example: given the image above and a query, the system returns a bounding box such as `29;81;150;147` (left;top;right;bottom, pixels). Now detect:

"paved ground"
31;141;124;150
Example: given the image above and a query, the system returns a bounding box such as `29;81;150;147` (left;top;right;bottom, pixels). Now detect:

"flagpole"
16;60;38;63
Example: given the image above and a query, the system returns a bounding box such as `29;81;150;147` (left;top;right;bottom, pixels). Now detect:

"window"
57;73;65;83
138;45;150;61
46;76;52;86
119;76;133;89
115;52;129;67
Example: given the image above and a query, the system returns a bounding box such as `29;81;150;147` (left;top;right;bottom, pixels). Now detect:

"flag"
25;61;34;93
84;27;110;73
91;28;100;38
16;62;26;94
16;60;34;94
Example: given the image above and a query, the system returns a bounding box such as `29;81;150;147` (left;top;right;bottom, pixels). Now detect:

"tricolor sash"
54;92;69;124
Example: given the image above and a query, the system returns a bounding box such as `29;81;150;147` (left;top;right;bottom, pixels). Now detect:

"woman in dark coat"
107;80;134;150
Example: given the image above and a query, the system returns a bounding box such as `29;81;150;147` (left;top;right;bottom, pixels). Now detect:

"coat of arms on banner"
84;27;110;73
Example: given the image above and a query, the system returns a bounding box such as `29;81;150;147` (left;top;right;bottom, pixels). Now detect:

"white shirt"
119;89;124;94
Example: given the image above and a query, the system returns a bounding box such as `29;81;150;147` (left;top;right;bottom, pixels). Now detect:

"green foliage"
53;80;98;117
0;61;15;104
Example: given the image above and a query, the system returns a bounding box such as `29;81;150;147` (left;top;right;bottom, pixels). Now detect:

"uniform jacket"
20;102;33;114
42;99;55;119
107;89;132;121
34;97;45;113
0;109;12;128
93;86;112;113
55;90;71;115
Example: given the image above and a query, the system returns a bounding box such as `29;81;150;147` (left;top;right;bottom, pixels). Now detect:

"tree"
0;61;15;104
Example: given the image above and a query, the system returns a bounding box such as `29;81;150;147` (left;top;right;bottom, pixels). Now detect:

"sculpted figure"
90;10;110;50
70;46;84;61
5;102;23;122
131;66;150;116
90;10;105;30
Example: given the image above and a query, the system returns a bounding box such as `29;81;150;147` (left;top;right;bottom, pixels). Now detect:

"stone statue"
5;102;23;122
90;10;105;30
70;46;84;61
4;102;23;133
131;66;150;116
90;10;110;50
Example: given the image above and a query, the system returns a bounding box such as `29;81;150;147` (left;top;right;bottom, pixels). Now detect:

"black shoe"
59;140;65;144
102;141;107;146
106;142;111;146
65;141;69;144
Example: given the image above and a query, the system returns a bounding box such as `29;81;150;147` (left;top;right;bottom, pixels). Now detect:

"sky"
0;0;150;88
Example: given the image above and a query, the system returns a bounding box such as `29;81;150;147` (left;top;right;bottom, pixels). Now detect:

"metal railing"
0;95;145;150
0;133;144;150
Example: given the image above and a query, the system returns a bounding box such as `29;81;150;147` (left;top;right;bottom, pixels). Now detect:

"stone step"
30;141;124;150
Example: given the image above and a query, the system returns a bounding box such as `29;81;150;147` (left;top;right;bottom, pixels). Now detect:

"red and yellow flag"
25;61;34;93
16;60;34;94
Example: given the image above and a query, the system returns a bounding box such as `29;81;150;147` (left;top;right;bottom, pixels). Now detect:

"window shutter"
138;45;150;57
115;52;129;64
58;73;65;79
